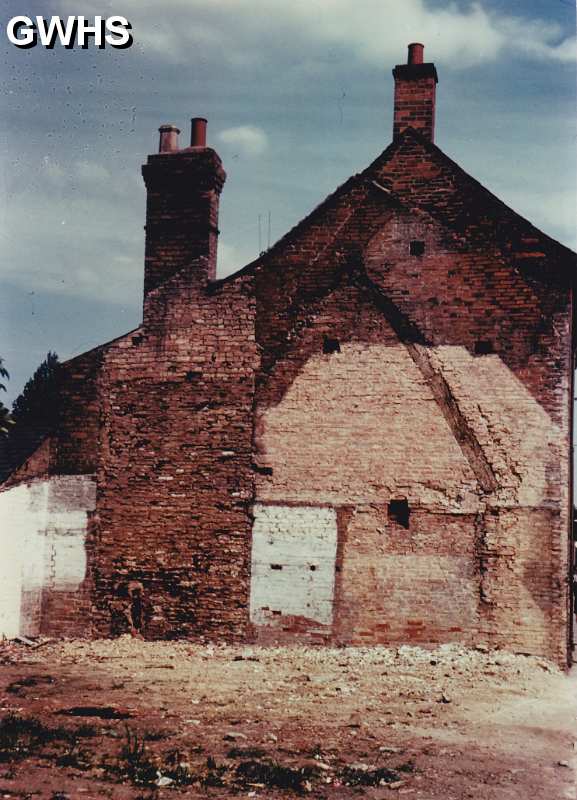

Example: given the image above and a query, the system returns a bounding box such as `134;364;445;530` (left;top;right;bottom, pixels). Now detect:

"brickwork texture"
1;45;574;666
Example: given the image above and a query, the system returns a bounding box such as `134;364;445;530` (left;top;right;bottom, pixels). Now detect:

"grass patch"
117;726;158;786
6;675;55;695
58;706;131;720
0;714;77;762
201;756;227;788
55;741;94;771
236;759;317;793
340;765;401;786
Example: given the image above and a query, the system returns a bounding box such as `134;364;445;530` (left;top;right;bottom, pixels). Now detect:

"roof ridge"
383;128;577;261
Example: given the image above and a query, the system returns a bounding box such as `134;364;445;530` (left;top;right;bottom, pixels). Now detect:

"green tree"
0;357;13;436
8;352;61;472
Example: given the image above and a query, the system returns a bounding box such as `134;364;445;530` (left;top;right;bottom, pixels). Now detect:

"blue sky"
0;0;575;403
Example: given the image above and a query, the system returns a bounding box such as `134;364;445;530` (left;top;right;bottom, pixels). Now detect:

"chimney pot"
158;124;180;153
408;42;424;65
191;117;208;148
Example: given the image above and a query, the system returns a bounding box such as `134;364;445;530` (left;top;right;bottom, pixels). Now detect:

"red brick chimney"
392;43;438;142
142;117;226;299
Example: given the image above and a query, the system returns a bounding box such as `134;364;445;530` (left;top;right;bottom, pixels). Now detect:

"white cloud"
58;0;576;67
217;126;268;157
39;156;141;201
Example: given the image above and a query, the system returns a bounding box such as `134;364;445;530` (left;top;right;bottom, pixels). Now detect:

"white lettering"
76;15;104;47
35;16;77;48
105;16;132;48
6;15;133;49
6;16;35;47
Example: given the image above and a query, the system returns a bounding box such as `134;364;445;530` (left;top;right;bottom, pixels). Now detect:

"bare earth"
0;638;575;800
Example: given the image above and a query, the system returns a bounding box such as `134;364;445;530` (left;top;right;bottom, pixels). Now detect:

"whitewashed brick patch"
250;504;338;627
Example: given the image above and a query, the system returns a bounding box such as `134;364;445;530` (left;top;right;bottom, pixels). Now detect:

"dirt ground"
0;638;575;800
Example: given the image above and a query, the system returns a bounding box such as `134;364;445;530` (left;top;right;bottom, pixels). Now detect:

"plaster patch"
250;504;338;627
0;476;96;637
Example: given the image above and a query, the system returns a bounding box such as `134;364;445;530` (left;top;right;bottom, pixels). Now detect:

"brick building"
1;44;575;666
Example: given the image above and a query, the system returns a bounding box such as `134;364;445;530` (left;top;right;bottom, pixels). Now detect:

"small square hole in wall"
388;498;410;529
410;240;425;256
323;336;341;354
474;340;494;356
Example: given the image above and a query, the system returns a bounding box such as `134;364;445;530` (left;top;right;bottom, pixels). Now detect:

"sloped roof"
221;127;575;286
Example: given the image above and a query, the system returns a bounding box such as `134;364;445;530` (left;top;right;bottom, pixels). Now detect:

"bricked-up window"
410;240;425;256
323;336;341;354
388;498;410;529
474;340;494;356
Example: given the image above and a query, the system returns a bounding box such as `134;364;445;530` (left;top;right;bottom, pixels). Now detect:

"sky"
0;0;575;404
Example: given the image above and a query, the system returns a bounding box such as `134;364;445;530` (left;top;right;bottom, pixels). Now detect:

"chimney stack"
392;43;438;142
142;117;226;302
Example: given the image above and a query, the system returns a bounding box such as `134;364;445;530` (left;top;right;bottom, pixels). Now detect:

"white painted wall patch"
250;504;338;627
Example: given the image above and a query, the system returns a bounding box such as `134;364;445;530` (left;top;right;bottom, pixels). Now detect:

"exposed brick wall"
334;508;480;644
246;129;574;663
478;507;557;657
51;348;103;475
89;268;259;640
252;279;481;647
2;104;573;667
254;282;478;508
3;438;53;488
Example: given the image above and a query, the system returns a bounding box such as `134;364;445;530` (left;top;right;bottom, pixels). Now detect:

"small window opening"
270;564;283;571
309;565;317;572
410;240;425;256
474;340;494;356
252;464;273;476
323;336;341;355
388;498;410;529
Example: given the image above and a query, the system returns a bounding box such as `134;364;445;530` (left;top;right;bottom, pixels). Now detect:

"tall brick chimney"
392;43;438;142
141;118;226;299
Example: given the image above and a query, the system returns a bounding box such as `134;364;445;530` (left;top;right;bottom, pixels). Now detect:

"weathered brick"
0;47;574;667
